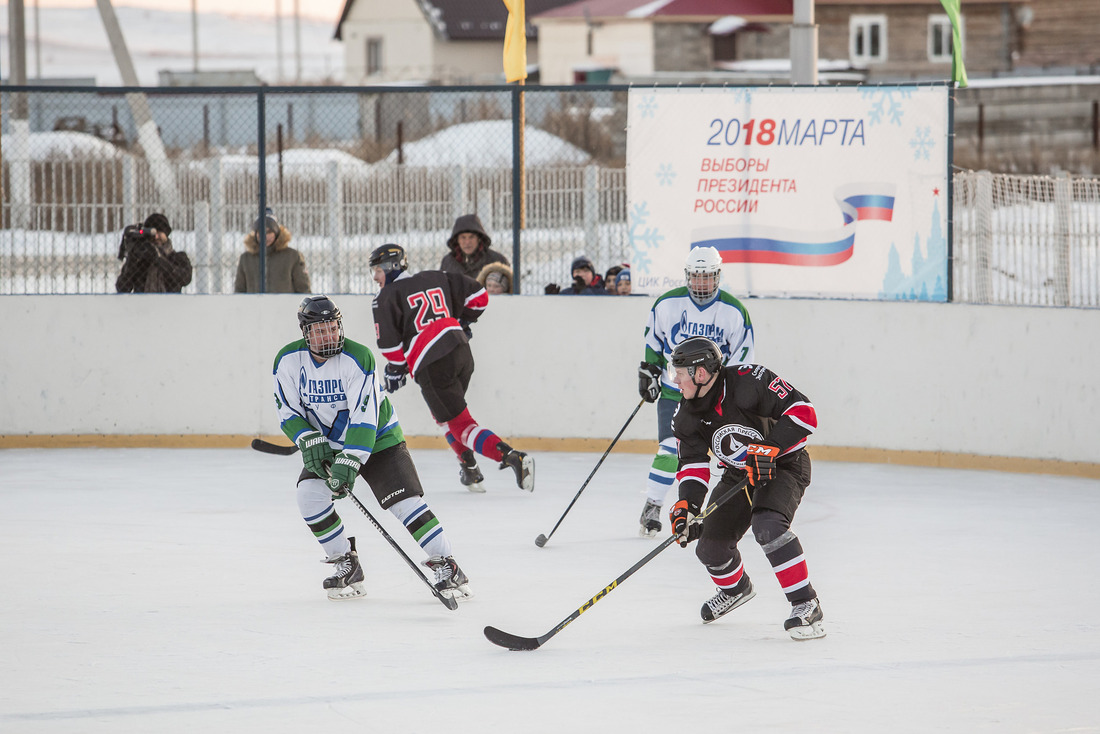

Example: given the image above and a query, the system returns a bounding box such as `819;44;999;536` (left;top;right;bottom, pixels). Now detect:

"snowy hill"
0;3;343;86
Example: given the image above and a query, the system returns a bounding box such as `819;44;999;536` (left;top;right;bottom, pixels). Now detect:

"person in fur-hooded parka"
234;211;311;293
440;213;510;281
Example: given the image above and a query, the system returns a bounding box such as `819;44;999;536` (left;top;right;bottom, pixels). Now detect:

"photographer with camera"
115;213;193;293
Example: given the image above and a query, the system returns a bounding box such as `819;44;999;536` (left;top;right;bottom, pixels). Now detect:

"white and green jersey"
273;338;403;464
643;287;755;400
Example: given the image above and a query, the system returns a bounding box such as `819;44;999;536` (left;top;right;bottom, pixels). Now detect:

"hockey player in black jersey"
369;244;534;493
667;336;825;640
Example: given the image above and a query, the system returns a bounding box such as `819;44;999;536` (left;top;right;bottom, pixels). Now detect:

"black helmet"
671;337;723;381
297;295;344;358
369;243;408;284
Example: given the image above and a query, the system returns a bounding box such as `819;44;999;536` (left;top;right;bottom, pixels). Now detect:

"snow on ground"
384;121;592;167
1;448;1098;733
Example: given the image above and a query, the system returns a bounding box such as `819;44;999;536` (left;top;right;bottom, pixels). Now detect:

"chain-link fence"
4;84;1100;306
1;84;629;295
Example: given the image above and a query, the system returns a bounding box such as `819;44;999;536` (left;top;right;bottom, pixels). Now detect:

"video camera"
118;223;157;262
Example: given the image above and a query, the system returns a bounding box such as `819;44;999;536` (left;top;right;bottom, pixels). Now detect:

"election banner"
626;86;951;301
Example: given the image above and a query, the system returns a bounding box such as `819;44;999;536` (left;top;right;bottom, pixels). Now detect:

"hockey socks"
446;409;504;462
390;497;453;559
762;530;816;604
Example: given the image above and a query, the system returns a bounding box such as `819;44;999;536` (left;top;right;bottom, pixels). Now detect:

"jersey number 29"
407;288;450;331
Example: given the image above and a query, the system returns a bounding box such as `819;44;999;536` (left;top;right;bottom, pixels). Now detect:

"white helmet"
685;246;722;304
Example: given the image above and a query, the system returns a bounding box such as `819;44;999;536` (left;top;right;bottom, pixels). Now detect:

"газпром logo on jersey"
711;424;763;468
299;368;347;404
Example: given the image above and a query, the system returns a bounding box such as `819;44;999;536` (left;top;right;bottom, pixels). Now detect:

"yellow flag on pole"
938;0;968;87
502;0;528;83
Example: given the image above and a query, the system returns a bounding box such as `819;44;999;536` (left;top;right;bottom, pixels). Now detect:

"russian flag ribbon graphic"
691;183;896;267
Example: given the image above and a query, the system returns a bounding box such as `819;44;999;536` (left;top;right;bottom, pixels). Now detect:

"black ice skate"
639;499;662;538
700;577;756;623
784;597;826;640
497;442;534;492
458;450;486;493
426;555;473;601
323;537;366;601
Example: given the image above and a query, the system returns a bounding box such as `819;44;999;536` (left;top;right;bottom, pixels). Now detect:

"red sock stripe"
710;561;744;591
773;556;809;593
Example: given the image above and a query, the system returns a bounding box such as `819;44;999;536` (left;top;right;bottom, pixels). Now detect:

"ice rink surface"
2;447;1098;733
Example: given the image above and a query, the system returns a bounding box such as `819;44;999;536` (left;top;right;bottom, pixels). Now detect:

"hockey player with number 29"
668;336;825;640
369;243;534;494
273;295;472;602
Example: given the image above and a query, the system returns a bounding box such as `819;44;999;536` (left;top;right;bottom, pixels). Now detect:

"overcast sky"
21;0;344;22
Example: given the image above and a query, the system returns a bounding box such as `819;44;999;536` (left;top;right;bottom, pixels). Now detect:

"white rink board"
1;294;1098;463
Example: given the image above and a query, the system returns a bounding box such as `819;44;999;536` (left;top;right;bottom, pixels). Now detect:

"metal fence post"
583;164;599;261
975;171;993;304
208;158;225;293
326;159;345;293
122;156;136;228
1055;172;1072;306
194;200;210;293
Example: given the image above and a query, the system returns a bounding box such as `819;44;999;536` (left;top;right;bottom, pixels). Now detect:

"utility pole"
294;0;302;82
7;0;31;227
791;0;819;85
95;0;181;204
33;0;41;79
191;0;199;73
275;0;284;83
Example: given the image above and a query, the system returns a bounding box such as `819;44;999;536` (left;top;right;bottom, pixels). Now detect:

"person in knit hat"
477;262;513;295
234;208;311;293
115;212;193;293
441;214;510;281
616;267;632;295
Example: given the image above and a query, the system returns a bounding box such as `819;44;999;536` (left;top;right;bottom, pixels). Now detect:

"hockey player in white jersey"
273;295;471;602
636;247;755;537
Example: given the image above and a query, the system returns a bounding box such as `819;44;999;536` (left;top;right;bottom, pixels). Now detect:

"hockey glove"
297;431;336;478
744;443;780;488
638;362;662;403
670;499;702;547
326;452;362;499
459;318;473;340
383;363;408;393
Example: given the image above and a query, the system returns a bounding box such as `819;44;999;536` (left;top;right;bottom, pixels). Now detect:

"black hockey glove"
297;430;336;478
744;442;780;488
383;363;408;393
638;362;662;403
570;275;586;293
544;283;561;295
326;451;361;499
670;499;702;548
459;318;473;340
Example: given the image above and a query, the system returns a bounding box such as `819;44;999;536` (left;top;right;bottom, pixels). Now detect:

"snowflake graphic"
909;125;934;161
656;163;676;187
629;202;664;272
859;87;914;127
637;95;658;120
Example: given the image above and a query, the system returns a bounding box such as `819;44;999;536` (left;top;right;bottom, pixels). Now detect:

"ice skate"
323;537;366;601
784;597;826;640
700;577;755;623
426;555;473;602
458;450;485;493
638;499;662;537
497;443;534;491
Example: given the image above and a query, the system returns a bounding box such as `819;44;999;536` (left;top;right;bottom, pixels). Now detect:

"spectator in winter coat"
440;214;510;280
477;262;513;295
234;209;311;294
616;268;633;295
116;212;193;293
544;255;611;296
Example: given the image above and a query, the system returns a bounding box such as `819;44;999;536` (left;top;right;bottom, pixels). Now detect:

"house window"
850;15;886;64
928;14;960;63
366;38;383;76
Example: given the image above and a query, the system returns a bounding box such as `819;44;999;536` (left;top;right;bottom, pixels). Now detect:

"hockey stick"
486;478;750;650
534;399;645;548
344;489;459;611
251;438;299;456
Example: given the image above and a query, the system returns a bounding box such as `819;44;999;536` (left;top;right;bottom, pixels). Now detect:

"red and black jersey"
372;270;488;376
672;363;818;508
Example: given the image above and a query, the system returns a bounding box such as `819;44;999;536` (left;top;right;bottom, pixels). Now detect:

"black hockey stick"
251;438;299;456
535;399;645;548
344;489;459;611
486;478;750;650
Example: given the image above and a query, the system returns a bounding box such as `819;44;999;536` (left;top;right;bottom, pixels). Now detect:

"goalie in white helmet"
635;246;755;537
